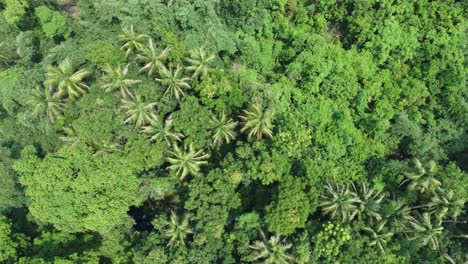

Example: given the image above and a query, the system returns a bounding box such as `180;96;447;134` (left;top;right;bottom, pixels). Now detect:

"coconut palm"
141;114;184;146
120;93;158;127
208;112;238;146
362;221;394;253
156;64;191;102
249;230;295;264
92;140;123;157
239;103;274;141
100;64;142;99
406;212;444;250
45;58;91;100
166;143;209;180
118;25;149;57
185;48;216;78
386;199;413;231
318;183;361;223
401;158;441;193
163;211;193;246
59;126;81;147
355;183;385;223
137;38;172;76
28;86;65;123
427;189;465;220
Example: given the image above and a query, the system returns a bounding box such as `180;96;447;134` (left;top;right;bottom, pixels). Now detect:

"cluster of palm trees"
29;58;91;122
318;158;466;252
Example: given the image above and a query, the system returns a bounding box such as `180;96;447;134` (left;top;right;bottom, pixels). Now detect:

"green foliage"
2;0;28;25
35;6;71;39
14;145;140;235
312;222;351;263
83;40;125;69
0;216;17;262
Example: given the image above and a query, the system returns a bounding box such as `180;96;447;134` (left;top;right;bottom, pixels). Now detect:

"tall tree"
249;231;295;264
406;212;444;250
361;221;394;253
402;158;441;193
141;115;184;146
120;93;158;127
137;39;172;76
156;64;191;102
318;183;361;223
44;58;91;100
427;189;465;220
166;144;209;180
100;64;142;99
239;103;274;141
118;25;149;57
185;48;216;78
163;211;193;246
208;112;237;146
355;183;385;223
28;86;65;123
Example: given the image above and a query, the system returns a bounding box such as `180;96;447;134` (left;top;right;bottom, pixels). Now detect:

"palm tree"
141;114;184;146
120;93;158;127
318;183;361;223
100;64;142;99
355;183;385;223
166;143;209;180
156;64;191;102
401;158;441;193
386;199;413;231
427;189;465;220
208;112;238;146
28;86;65;123
118;25;149;57
137;38;172;76
45;58;91;100
406;212;444;250
92;140;123;157
59;126;81;147
163;211;193;246
185;48;216;78
249;230;295;264
361;221;394;253
239;103;274;141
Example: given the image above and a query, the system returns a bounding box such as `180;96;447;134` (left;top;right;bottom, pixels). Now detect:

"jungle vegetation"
0;0;467;263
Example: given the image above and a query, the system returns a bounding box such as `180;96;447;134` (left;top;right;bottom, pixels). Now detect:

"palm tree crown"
406;212;444;250
318;183;361;223
362;221;394;253
249;230;295;264
45;58;90;100
208;112;238;146
156;64;191;102
166;143;209;180
120;93;158;127
427;189;465;220
100;64;142;99
137;38;172;76
28;86;65;123
163;211;193;246
239;103;274;141
118;25;149;57
142;114;184;146
185;48;216;78
355;183;385;223
402;158;441;193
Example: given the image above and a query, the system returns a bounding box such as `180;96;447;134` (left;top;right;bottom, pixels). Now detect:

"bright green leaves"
0;216;17;263
266;177;310;235
14;145;140;236
312;222;351;263
35;6;72;39
2;0;28;25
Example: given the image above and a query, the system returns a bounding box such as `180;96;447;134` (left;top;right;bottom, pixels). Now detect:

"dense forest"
0;0;467;263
